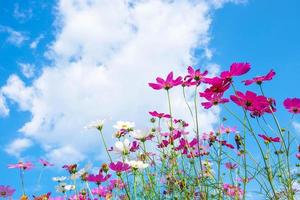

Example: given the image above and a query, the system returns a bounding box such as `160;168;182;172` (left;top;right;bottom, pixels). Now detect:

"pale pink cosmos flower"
283;98;300;114
220;125;237;134
0;185;15;198
225;162;238;170
223;183;244;199
243;69;275;85
8;161;34;170
148;71;182;90
39;159;54;167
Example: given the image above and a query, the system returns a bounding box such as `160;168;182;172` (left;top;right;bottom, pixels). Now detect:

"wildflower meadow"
1;63;299;199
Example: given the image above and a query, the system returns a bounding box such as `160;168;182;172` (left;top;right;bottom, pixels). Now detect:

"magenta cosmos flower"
109;161;131;173
243;69;275;85
0;185;15;198
258;134;280;143
8;161;34;170
87;172;111;185
230;91;275;116
149;111;171;118
148;71;182;90
283;98;300;114
225;162;238;170
184;66;208;86
39;159;54;167
220;62;251;80
200;92;229;109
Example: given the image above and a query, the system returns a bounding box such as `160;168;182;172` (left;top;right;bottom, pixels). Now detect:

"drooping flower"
39;159;54;167
0;185;15;198
225;162;238;170
149;111;171;119
200;92;229;109
243;69;275;85
62;164;77;174
283;98;300;114
109;161;131;173
184;66;208;86
258;134;280;143
148;71;182;90
85;119;105;131
8;161;34;170
220;62;251;80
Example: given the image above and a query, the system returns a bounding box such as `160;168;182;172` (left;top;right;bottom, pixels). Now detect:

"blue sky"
0;0;300;197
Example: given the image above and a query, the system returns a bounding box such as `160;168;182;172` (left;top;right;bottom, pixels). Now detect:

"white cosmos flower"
56;182;75;193
114;139;131;155
126;160;149;170
130;129;152;140
70;163;92;180
65;184;76;191
85;119;105;131
52;176;67;182
113;121;135;130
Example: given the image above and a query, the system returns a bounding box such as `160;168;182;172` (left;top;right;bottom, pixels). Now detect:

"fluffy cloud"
0;25;28;47
293;121;300;134
19;63;36;78
5;138;33;157
1;0;241;164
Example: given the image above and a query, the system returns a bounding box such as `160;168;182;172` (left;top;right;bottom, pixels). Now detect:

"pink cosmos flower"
0;185;15;198
200;92;229;109
129;141;140;152
175;138;198;154
283;98;300;114
225;162;238;170
223;183;244;199
220;125;237;134
230;91;274;116
184;66;208;86
237;177;253;183
109;179;125;190
33;192;51;200
39;159;54;167
8;161;34;170
203;77;231;94
148;71;182;90
149;111;171;118
258;134;280;143
86;171;111;185
219;140;235;149
109;161;131;173
220;62;251;80
243;69;275;85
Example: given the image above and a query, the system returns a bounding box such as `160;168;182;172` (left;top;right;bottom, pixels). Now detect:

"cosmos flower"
0;185;15;198
149;111;171;118
243;69;275;85
85;119;105;131
223;183;244;199
258;134;280;143
225;162;238;170
203;76;231;94
126;160;149;170
92;186;110;197
184;66;208;86
52;176;67;182
62;164;77;174
148;71;182;90
8;161;34;170
200;92;229;109
220;62;251;80
283;98;300;114
113;121;135;131
39;159;54;167
86;172;111;185
33;192;51;200
109;161;131;173
220;125;237;134
130;129;153;141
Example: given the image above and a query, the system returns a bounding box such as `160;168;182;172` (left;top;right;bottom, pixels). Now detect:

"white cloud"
293;121;300;133
0;94;9;117
2;0;240;164
18;63;35;78
30;34;44;49
0;25;28;47
5;138;33;157
13;3;33;21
